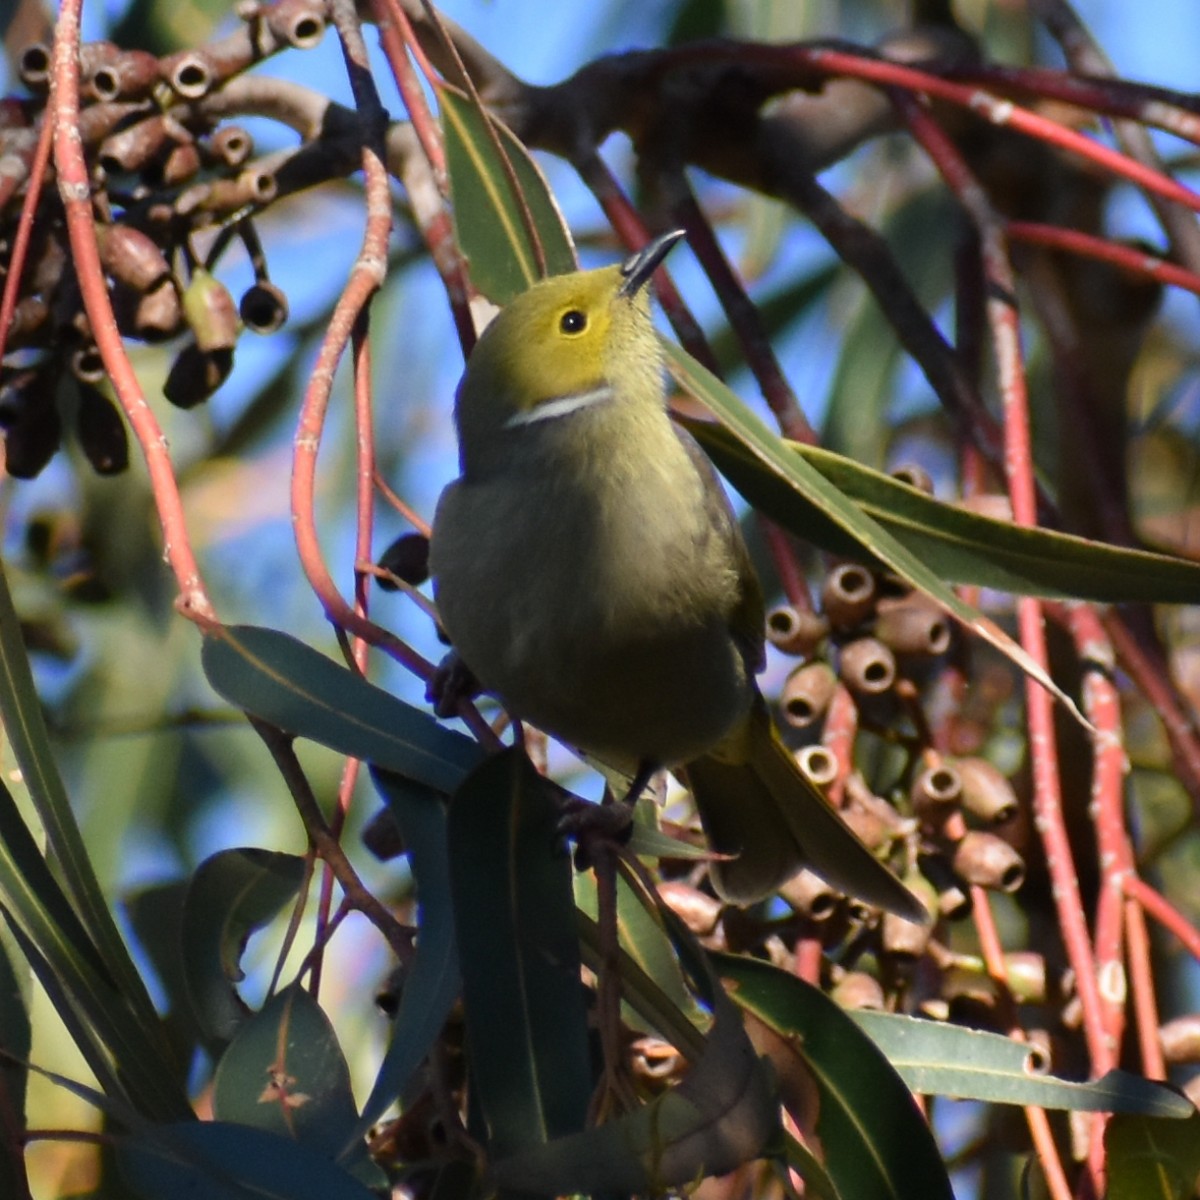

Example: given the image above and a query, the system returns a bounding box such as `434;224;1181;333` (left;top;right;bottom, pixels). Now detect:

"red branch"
50;0;215;624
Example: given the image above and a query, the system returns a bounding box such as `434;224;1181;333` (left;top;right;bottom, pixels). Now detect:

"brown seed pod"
157;139;202;186
182;269;239;353
910;762;963;821
98;115;172;175
822;562;877;631
1160;1014;1200;1066
779;868;841;921
952;831;1025;893
239;281;289;334
830;970;885;1011
657;881;722;937
874;593;952;657
264;0;327;48
205;125;254;168
95;224;172;292
163;343;234;408
890;463;934;493
917;853;973;920
75;385;129;475
957;757;1019;825
839;636;896;696
781;660;836;729
3;401;62;479
18;43;52;91
161;50;214;99
795;744;838;790
377;532;431;589
83;44;160;102
765;604;828;656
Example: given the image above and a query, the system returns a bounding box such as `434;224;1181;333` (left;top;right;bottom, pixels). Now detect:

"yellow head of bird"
452;231;683;476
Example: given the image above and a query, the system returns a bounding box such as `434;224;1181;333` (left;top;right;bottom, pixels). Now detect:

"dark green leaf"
717;953;955;1200
347;769;461;1154
691;419;1200;604
201;625;484;794
853;1012;1193;1115
441;86;576;303
117;1121;381;1200
448;748;592;1157
181;848;306;1045
1106;1111;1200;1200
212;984;359;1159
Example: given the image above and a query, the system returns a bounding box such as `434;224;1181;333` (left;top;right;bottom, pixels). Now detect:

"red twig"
1007;221;1200;297
1124;898;1165;1080
898;93;1109;1196
788;46;1200;214
50;0;215;624
0;117;52;365
1123;874;1200;962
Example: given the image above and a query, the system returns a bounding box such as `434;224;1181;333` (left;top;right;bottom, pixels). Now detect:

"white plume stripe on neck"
505;385;614;427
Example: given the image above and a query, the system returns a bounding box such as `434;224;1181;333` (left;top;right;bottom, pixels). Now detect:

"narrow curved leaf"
346;769;461;1154
717;953;955;1200
201;625;484;794
667;344;1086;726
441;85;575;302
853;1011;1193;1116
690;418;1200;604
181;848;306;1045
447;748;592;1157
118;1120;381;1200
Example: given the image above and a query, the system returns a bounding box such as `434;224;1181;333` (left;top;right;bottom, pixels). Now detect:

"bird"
430;230;925;922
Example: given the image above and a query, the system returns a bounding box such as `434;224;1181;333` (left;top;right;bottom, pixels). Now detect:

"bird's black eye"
559;309;587;334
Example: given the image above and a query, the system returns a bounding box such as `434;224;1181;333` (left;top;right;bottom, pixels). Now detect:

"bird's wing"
673;421;766;675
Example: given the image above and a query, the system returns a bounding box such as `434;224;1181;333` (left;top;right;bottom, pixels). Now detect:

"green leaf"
0;780;189;1119
1106;1111;1200;1200
117;1121;381;1200
717;953;955;1200
441;85;576;303
181;848;306;1046
213;984;361;1161
666;345;1086;725
494;973;779;1194
690;419;1200;604
201;624;484;794
852;1011;1193;1115
0;557;169;1055
447;748;592;1157
574;868;705;1033
347;769;461;1153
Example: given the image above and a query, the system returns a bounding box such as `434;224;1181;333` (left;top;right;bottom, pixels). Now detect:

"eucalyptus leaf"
441;85;575;302
201;624;484;794
853;1011;1193;1116
689;418;1200;604
181;848;306;1046
718;953;955;1200
447;749;592;1158
346;769;461;1154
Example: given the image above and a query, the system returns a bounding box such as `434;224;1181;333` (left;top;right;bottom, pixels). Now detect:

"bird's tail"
684;700;927;922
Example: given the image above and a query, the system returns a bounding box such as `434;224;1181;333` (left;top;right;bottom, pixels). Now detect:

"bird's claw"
557;798;635;872
427;650;480;718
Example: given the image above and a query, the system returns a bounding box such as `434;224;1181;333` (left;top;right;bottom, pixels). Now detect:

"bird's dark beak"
617;229;685;298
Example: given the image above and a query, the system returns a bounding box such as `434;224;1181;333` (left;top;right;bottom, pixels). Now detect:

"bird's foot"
427;650;480;718
558;797;635;872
